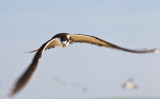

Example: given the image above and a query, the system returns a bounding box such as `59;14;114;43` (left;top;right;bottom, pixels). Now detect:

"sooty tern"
9;33;158;96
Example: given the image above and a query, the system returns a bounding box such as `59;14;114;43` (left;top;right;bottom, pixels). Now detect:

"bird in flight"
9;33;158;97
122;78;138;89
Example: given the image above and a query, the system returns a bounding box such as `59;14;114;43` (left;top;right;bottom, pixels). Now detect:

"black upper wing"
69;34;158;53
9;38;56;97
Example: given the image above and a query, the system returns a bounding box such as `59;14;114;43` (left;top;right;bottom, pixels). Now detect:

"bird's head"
60;36;70;47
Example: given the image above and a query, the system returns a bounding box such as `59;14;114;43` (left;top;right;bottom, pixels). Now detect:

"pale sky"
0;0;160;99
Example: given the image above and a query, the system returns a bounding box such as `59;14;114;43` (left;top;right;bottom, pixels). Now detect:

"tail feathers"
25;49;39;53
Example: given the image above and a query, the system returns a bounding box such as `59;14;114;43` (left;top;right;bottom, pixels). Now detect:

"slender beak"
61;40;69;48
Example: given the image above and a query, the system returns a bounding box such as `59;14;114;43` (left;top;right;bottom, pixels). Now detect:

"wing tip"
7;83;21;97
142;48;159;54
152;48;159;54
7;88;16;98
8;93;14;98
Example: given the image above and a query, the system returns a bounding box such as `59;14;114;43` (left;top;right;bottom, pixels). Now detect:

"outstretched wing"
27;38;63;53
9;38;56;97
69;34;158;53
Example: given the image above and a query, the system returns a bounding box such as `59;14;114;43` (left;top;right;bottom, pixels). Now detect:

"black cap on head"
60;36;69;42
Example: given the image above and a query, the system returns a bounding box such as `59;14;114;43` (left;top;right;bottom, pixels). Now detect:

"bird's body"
9;33;158;97
122;78;137;89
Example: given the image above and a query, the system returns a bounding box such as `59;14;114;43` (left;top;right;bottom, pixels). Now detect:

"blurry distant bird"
53;78;67;86
72;82;88;93
9;33;158;96
122;78;137;89
82;87;88;94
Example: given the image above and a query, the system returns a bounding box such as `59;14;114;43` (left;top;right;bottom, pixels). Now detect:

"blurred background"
0;0;160;99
